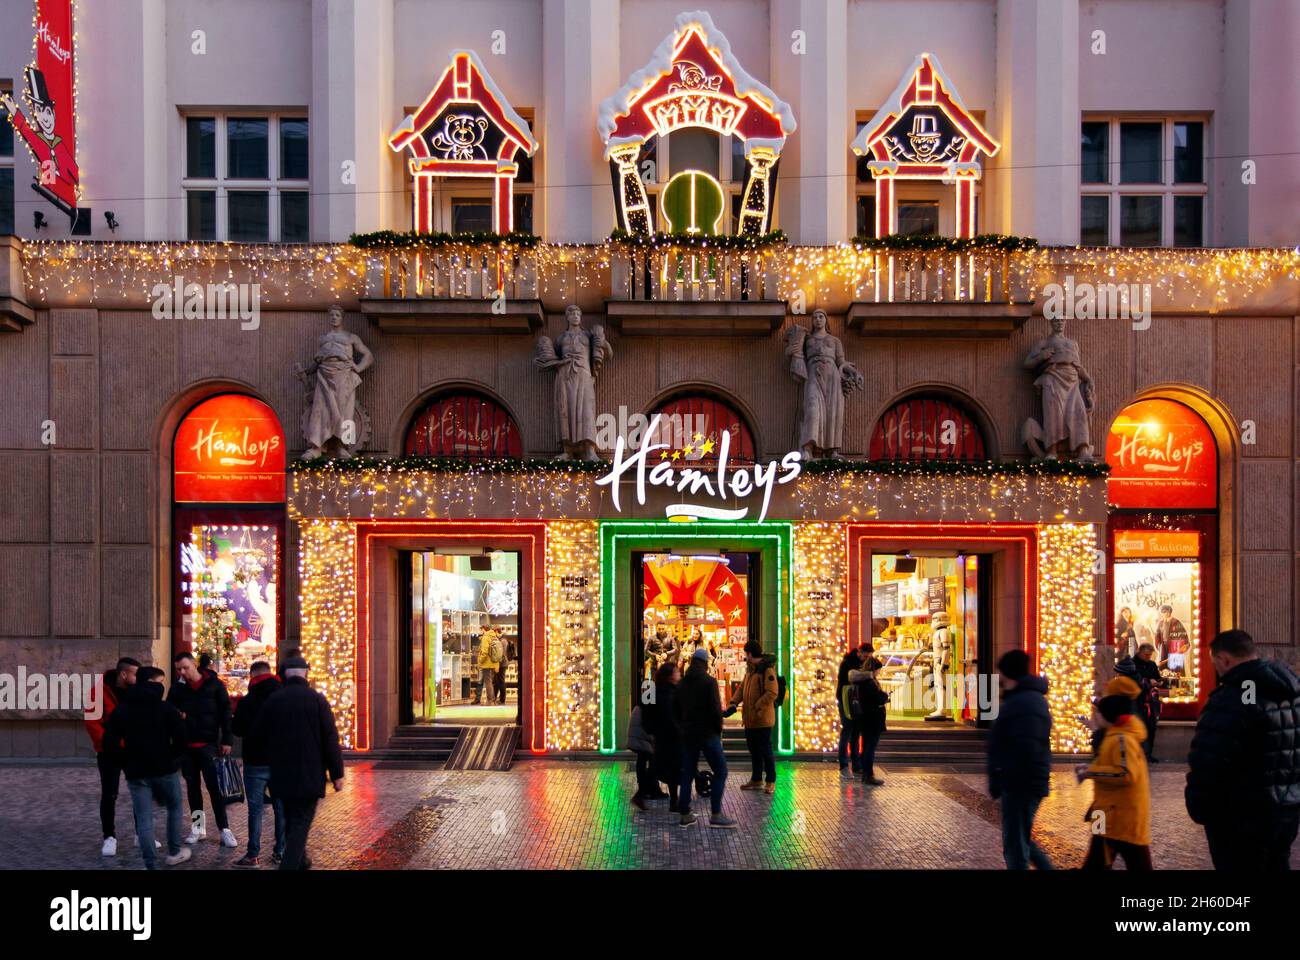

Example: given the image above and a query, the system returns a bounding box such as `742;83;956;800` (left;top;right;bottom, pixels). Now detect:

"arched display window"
1105;397;1219;718
404;391;523;459
172;393;287;697
869;393;988;461
647;393;756;465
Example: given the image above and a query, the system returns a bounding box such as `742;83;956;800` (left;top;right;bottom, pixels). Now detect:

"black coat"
836;651;861;720
252;676;345;800
1116;655;1163;719
232;674;282;766
987;674;1052;799
166;669;233;747
1185;658;1300;824
104;682;188;780
648;681;683;779
673;659;723;742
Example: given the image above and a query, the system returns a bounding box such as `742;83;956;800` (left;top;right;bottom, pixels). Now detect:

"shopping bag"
216;755;246;804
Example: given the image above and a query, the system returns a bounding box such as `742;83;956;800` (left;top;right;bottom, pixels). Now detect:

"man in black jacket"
104;667;192;869
1186;629;1300;870
168;652;237;847
987;649;1055;870
1116;644;1164;760
836;645;863;775
673;648;734;829
232;661;284;867
252;654;345;870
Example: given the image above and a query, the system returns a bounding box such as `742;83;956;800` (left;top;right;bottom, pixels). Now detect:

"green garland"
847;233;1039;253
608;229;788;252
349;230;541;251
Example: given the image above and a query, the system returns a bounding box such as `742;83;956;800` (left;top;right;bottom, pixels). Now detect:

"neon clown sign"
597;11;796;237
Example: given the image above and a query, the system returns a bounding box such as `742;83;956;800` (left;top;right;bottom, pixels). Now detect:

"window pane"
280;190;309;242
451;199;493;234
186;117;215;178
1119;195;1161;246
228;190;269;241
730;138;747;183
512;192;533;233
0;168;13;234
186;190;216;240
855;121;872;183
1080;121;1108;183
1174;121;1203;184
514;150;533;185
897;201;939;236
856;195;875;238
1120;122;1162;183
0;95;13;157
1080;195;1109;245
227;117;269;179
279;118;308;180
667;127;719;178
1174;195;1203;247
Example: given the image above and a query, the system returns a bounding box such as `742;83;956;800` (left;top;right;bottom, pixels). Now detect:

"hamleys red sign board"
174;395;285;503
1106;398;1216;510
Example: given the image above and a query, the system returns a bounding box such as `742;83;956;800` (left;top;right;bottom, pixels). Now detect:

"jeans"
860;728;882;780
496;666;507;703
744;727;776;783
999;791;1055;870
476;669;496;704
679;735;728;816
242;765;284;859
837;716;861;771
97;752;122;838
1205;813;1300;871
180;745;228;830
280;797;319;870
127;774;185;869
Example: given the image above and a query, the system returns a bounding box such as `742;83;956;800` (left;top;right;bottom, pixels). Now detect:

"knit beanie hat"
1097;694;1132;724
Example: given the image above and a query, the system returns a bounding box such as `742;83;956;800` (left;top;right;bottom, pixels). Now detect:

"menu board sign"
872;583;899;618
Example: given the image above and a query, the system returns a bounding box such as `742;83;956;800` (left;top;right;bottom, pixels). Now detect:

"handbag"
216;754;246;804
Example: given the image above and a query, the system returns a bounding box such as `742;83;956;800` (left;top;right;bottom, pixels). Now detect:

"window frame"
646;129;749;234
1;81;14;235
181;111;309;242
1079;115;1209;247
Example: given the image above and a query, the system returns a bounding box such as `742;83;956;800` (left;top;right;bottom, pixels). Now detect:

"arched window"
648;394;756;465
869;393;987;461
404;391;523;459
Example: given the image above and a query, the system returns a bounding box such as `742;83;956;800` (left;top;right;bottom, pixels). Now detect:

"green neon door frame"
599;521;793;755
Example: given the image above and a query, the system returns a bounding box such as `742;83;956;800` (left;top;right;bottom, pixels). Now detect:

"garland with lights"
848;233;1038;252
608;229;787;251
800;458;1108;478
288;455;608;475
348;230;541;251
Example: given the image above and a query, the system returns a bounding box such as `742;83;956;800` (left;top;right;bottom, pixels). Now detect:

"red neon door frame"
1105;512;1217;720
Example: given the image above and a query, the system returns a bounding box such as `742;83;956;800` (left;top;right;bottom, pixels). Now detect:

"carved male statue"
785;309;864;460
1021;315;1095;460
534;304;613;461
297;304;374;460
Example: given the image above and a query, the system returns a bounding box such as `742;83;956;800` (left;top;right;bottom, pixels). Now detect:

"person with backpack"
231;660;285;867
724;639;779;794
836;645;863;776
103;666;192;869
627;692;657;811
647;659;685;813
674;647;734;829
1075;681;1152;870
474;628;503;705
167;651;237;848
846;643;888;785
987;649;1055;870
85;656;140;857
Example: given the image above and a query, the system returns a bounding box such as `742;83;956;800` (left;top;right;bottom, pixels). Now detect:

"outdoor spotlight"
104;211;119;232
33;211;47;230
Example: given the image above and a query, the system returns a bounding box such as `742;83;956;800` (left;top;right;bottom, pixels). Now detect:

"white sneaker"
219;828;238;848
185;810;206;844
155;840;162;849
184;827;206;844
101;837;117;857
164;847;192;866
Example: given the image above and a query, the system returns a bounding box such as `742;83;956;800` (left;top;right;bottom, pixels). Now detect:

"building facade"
0;0;1297;758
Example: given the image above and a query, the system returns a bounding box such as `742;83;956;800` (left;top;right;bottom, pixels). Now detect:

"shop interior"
868;552;987;725
405;549;521;724
636;550;757;727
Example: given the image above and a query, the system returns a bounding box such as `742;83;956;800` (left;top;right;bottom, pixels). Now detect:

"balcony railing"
363;248;540;300
847;249;1031;304
610;248;782;302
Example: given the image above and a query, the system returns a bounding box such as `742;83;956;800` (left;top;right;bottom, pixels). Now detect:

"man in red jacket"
84;657;141;857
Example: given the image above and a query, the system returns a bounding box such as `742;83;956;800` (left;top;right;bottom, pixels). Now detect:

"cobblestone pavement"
1;759;1287;870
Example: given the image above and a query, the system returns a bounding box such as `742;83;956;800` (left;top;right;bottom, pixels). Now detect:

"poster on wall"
1113;560;1197;682
871;583;899;618
926;577;947;614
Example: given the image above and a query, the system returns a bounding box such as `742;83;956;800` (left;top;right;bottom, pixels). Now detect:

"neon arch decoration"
389;50;539;234
851;53;999;239
597;11;796;237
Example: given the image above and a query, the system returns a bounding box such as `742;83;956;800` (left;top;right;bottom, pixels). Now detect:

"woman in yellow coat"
1075;679;1152;870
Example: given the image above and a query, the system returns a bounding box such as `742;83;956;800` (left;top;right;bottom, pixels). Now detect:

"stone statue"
296;304;374;460
785;309;864;460
534;304;613;461
1021;315;1095;460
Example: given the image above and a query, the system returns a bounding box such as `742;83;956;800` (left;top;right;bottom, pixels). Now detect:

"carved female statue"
785;309;864;460
296;304;374;460
534;304;613;461
1021;315;1095;460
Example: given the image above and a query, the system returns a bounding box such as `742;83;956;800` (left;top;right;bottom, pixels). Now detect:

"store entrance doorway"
633;550;760;728
400;548;522;726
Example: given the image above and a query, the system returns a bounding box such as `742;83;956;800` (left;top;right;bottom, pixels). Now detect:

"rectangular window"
228;190;269;242
1;85;14;235
280;190;309;243
451;198;493;234
897;201;939;236
1119;122;1162;183
186;117;216;178
278;118;308;180
1080;121;1108;184
227;117;269;179
512;193;532;234
1173;121;1203;184
1120;195;1162;246
856;195;875;238
1173;195;1203;247
1080;195;1109;245
186;190;216;241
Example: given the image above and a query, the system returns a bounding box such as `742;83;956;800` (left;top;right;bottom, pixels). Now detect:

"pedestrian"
987;649;1055;870
252;654;345;870
674;647;735;829
1075;680;1152;870
647;659;684;813
627;693;657;811
1117;643;1164;760
231;660;285;867
85;656;140;857
496;638;514;704
167;651;237;848
1186;629;1300;871
474;628;501;705
725;639;779;794
836;644;862;776
848;644;888;786
103;666;192;869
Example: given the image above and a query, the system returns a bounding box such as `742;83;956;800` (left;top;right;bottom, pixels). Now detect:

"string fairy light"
544;520;601;750
791;522;849;753
1037;522;1099;754
296;519;358;747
